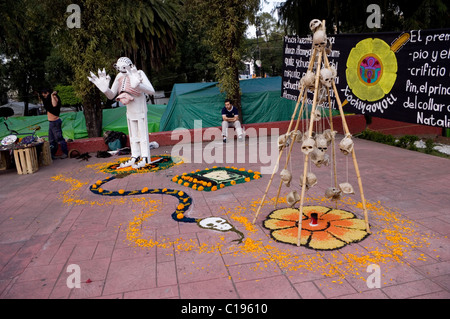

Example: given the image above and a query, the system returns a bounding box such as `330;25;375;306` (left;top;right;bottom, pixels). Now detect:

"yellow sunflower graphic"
346;38;398;102
263;206;369;250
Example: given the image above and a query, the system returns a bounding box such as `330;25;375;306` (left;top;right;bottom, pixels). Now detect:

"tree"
0;0;52;115
187;0;260;122
277;0;449;35
244;12;285;77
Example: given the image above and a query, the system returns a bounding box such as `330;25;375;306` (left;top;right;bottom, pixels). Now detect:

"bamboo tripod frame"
252;22;371;247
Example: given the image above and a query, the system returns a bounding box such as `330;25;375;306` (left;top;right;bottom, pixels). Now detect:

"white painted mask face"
198;217;233;231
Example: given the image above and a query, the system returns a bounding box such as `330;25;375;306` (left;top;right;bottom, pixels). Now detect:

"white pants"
222;120;243;138
127;112;150;159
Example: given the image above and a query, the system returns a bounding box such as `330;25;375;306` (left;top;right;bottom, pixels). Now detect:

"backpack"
103;131;127;151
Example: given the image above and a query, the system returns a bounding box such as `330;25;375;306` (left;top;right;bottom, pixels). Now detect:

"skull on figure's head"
114;57;133;73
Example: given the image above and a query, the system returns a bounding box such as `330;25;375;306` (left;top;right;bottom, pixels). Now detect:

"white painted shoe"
118;157;137;169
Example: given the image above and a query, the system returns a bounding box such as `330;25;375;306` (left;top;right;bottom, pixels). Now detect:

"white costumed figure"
88;57;156;169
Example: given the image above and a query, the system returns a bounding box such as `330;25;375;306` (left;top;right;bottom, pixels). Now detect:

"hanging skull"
339;182;355;194
323;129;337;144
303;172;317;189
313;30;327;50
312;108;322;121
325;187;342;200
310;148;325;167
315;134;328;153
301;71;316;92
309;19;322;33
290;130;303;143
286;190;301;208
320;68;335;88
301;137;316;155
198;217;244;244
280;169;292;187
278;133;290;151
339;134;354;155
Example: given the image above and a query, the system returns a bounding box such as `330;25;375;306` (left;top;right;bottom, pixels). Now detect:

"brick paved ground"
0;135;449;300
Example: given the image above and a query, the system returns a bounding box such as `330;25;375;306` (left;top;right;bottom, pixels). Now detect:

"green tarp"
0;104;167;140
159;76;340;131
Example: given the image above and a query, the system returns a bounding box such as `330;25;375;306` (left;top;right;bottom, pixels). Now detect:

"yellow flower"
211;186;217;191
346;38;397;101
96;180;102;185
172;177;178;182
184;182;190;187
244;177;250;182
98;188;104;193
192;184;197;189
118;189;125;194
177;213;184;219
178;179;183;184
91;184;97;189
220;184;225;188
142;187;149;193
177;203;185;210
178;191;184;196
230;180;236;185
198;186;204;191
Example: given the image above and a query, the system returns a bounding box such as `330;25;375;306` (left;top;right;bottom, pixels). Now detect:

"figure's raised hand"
88;68;111;93
126;65;142;89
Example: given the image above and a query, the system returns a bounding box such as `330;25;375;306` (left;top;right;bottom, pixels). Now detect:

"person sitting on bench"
221;99;243;143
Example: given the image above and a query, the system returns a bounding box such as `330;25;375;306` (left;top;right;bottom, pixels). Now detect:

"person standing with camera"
40;89;68;159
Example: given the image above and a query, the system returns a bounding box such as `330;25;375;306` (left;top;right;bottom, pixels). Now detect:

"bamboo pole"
327;89;338;188
323;53;371;234
273;47;319;208
251;83;307;224
274;91;308;208
297;47;324;246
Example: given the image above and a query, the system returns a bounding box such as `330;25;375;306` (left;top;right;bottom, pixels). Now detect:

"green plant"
54;85;82;107
424;138;434;154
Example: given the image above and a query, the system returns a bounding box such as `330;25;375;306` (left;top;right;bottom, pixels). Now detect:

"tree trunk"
82;90;103;138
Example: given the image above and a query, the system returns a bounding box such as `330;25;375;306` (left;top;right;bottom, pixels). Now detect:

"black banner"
282;29;450;128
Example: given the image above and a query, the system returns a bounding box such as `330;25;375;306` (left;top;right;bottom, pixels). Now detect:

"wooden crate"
40;141;53;166
14;146;39;174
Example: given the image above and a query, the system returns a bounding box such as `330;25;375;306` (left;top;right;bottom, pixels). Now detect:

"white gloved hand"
126;65;143;89
88;68;111;93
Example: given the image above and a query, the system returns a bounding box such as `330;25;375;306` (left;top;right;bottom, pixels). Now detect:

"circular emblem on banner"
346;38;397;102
